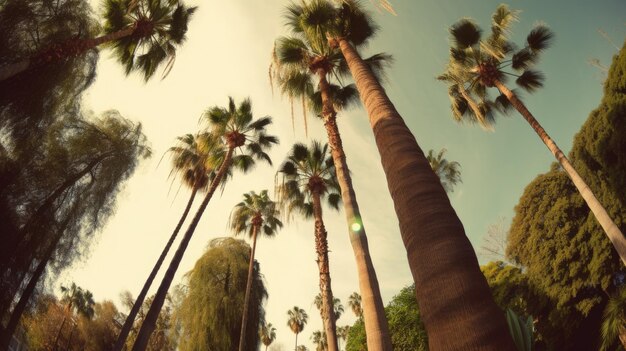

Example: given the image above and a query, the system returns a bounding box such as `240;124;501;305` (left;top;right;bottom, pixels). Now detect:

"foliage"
230;190;282;239
347;292;362;319
287;306;309;335
260;322;277;350
426;148;462;193
176;238;268;351
505;309;534;351
120;292;177;351
600;287;626;351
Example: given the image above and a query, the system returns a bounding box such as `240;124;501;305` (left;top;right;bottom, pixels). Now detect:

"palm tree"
278;141;342;351
600;288;626;350
337;326;350;351
231;190;282;351
312;330;328;351
426;149;462;193
314;294;344;322
0;0;196;82
53;283;95;350
288;306;309;350
113;133;216;351
327;0;515;348
273;2;392;349
260;322;277;351
131;97;277;351
297;346;310;351
439;4;626;266
347;292;362;320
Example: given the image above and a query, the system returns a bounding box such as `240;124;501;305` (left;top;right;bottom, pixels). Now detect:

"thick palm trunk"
237;224;259;351
317;70;392;351
113;186;199;351
619;326;626;349
312;192;339;351
493;80;626;265
131;148;234;351
336;37;515;350
0;27;135;83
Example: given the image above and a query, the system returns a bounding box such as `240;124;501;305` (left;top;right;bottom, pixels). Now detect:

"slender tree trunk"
131;148;234;351
493;79;626;266
312;192;339;351
619;326;626;349
335;37;515;350
317;70;392;351
295;332;298;350
238;224;260;351
53;311;69;351
0;27;135;83
113;187;199;351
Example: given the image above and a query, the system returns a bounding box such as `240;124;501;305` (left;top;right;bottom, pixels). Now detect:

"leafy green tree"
440;4;626;265
426;148;462;193
230;190;282;351
0;0;196;82
272;3;392;348
278;141;341;351
132;97;277;350
176;238;267;351
287;306;309;350
260;322;277;351
326;1;515;347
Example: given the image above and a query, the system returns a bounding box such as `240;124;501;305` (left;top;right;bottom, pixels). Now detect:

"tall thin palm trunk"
237;224;259;351
131;148;234;351
113;186;199;351
0;26;135;82
312;192;339;351
335;37;515;350
494;79;626;266
317;70;392;351
295;332;298;350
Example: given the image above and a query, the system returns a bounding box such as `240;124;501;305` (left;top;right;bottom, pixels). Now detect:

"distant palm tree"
328;1;515;348
231;190;282;351
53;283;95;350
278;141;341;351
131;97;277;351
314;294;344;322
426;148;461;193
312;330;328;351
260;322;277;351
439;4;626;266
288;306;309;350
347;292;362;320
113;133;218;351
600;288;626;350
0;0;196;82
337;326;350;351
297;345;310;351
272;3;392;349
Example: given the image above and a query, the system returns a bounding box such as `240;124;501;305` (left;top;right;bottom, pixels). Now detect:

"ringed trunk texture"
131;148;234;351
237;224;260;351
494;79;626;266
113;187;199;351
337;37;515;350
317;70;392;350
312;192;339;351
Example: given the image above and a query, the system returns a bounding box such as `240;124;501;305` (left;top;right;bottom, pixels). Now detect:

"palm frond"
526;25;554;52
516;69;544;92
450;19;481;49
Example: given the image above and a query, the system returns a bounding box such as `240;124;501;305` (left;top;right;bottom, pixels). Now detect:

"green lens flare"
351;222;362;232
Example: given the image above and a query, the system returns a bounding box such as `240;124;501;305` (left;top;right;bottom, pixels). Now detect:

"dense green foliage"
177;238;268;351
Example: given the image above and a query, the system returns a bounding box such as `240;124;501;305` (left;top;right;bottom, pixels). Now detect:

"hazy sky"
60;0;625;349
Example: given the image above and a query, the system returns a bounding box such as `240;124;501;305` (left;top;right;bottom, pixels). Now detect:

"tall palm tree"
312;330;328;351
131;97;277;351
278;141;342;351
260;322;277;351
0;0;196;82
231;190;283;351
327;0;515;348
439;4;626;266
347;292;362;320
288;306;309;350
426;148;462;193
273;2;392;349
314;294;344;322
53;283;95;350
600;288;626;350
113;133;217;351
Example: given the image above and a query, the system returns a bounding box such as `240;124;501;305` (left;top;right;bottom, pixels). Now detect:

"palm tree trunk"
0;26;135;82
131;147;234;351
312;192;339;351
238;224;260;351
335;37;515;350
295;332;298;350
619;326;626;349
53;311;69;351
113;186;200;351
493;79;626;266
317;70;392;351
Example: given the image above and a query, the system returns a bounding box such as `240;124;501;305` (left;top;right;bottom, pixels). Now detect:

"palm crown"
314;293;344;321
60;282;95;319
438;4;553;129
104;0;197;80
347;292;362;318
277;141;341;219
230;190;282;238
426;148;462;193
287;306;309;334
259;322;277;348
167;132;224;191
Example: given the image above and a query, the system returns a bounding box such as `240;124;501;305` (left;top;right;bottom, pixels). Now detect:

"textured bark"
337;37;515;350
113;186;199;351
237;224;259;351
494;79;626;266
619;326;626;349
131;147;234;351
317;70;392;350
312;192;339;351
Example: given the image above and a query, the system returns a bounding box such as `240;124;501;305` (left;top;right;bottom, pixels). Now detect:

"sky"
57;0;625;349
